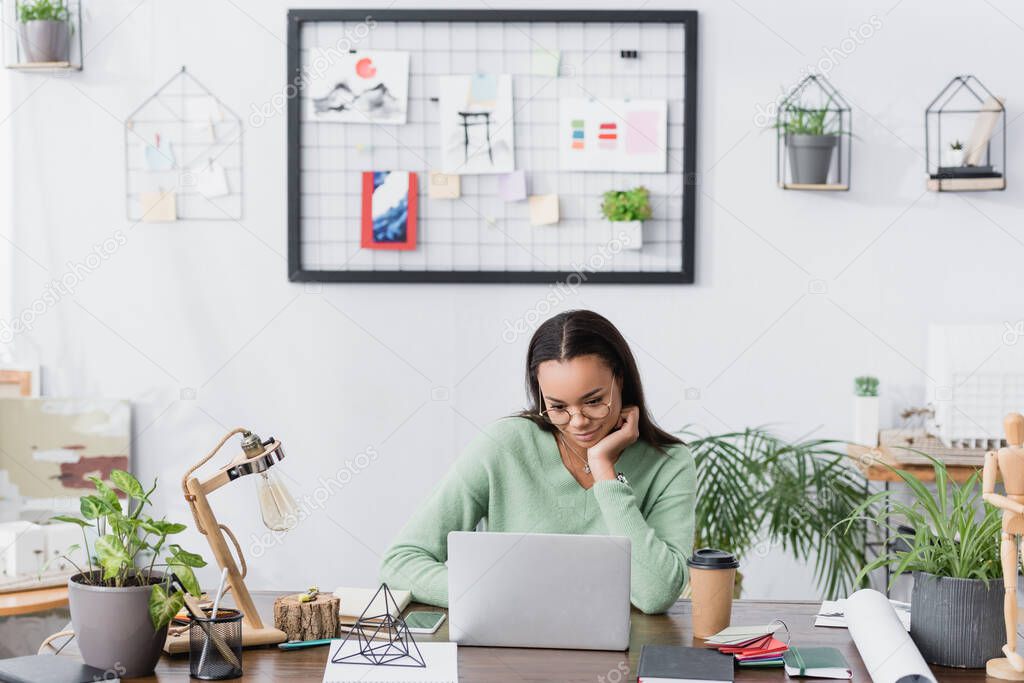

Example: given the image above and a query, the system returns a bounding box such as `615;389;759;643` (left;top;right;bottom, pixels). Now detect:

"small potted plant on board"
839;458;1004;668
17;0;71;64
777;98;844;185
943;139;965;169
601;186;651;251
853;375;879;447
50;470;205;677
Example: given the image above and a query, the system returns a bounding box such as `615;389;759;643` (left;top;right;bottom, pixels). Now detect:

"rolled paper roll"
846;589;935;683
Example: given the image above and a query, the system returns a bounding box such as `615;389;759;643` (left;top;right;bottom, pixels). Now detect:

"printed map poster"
559;98;667;173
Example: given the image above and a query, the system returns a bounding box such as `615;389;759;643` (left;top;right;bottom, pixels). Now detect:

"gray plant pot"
787;134;838;185
910;571;1004;668
18;20;70;63
68;571;168;678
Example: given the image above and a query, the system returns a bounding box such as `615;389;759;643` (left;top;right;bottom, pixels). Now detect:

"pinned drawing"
438;74;515;175
309;50;409;124
361;171;418;250
559;98;667;172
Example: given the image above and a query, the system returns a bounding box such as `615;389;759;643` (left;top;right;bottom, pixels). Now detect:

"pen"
278;638;334;651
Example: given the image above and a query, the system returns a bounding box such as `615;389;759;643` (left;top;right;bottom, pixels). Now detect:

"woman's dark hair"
518;310;682;450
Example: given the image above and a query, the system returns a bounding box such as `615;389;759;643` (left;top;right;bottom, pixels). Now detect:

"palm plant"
684;427;871;598
840;457;1002;586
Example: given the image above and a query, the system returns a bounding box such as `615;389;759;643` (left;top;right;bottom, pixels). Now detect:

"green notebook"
783;647;852;679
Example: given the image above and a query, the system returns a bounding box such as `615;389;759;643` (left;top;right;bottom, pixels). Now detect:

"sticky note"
626;110;660;155
531;49;561;77
195;161;230;198
470;74;498;103
143;136;175;171
139;191;177;222
428;171;461;199
529;194;559;226
498;170;527;202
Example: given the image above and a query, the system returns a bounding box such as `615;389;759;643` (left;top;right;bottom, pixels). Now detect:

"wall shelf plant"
776;74;851;191
925;75;1006;192
1;0;83;71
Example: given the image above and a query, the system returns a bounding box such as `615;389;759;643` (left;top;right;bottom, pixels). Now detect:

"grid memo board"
287;10;698;284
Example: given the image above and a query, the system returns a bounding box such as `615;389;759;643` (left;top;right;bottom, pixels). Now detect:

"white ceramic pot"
613;220;643;250
853;396;879;447
942;148;964;168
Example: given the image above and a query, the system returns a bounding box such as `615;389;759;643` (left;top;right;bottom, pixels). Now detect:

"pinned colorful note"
469;74;498;104
559;98;667;172
531;48;561;77
529;194;559;226
497;170;527;202
428;171;461;199
139;190;177;223
143;134;175;171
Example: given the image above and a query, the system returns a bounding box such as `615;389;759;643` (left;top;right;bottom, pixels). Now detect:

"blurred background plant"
683;427;870;598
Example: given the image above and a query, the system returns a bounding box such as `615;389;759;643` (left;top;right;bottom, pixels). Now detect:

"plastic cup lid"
687;548;739;569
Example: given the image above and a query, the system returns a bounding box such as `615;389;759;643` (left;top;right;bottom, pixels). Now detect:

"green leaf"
168;544;206;568
51;514;90;527
110;470;146;501
170;563;201;596
94;534;131;579
88;476;122;514
149;583;185;630
79;495;104;520
141;519;187;536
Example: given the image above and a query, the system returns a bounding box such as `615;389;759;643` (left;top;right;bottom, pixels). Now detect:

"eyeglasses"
539;399;613;426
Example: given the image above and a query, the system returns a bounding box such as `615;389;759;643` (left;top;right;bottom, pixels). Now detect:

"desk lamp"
175;427;299;651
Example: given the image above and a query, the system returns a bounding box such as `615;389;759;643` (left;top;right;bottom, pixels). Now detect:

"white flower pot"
942;148;964;168
853;396;879;447
612;220;643;250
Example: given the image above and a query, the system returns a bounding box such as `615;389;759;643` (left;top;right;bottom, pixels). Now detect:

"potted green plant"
776;98;844;185
17;0;70;63
685;427;869;598
853;375;879;447
839;458;1004;668
50;470;205;677
943;139;965;168
601;186;651;251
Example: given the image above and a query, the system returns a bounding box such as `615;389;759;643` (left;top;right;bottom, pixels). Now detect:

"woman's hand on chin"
587;406;640;481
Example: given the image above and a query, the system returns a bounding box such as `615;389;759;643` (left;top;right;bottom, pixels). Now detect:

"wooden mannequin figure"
984;413;1024;680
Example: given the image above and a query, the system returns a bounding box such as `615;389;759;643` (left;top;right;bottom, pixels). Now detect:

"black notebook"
0;655;118;683
637;645;734;683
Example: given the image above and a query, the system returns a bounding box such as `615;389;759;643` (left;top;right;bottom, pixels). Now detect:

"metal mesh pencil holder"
189;607;243;680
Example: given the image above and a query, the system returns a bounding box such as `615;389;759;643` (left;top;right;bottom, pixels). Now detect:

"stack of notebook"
703;624;788;668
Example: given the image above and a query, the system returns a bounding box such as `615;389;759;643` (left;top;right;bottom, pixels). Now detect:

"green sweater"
380;417;696;614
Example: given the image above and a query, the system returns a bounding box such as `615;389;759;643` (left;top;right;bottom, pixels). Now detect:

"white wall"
5;0;1024;599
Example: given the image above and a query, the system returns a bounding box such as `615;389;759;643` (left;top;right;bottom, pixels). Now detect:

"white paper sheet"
816;598;910;631
845;589;936;683
322;641;457;683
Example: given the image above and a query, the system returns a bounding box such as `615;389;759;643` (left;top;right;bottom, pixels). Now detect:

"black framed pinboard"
287;9;698;283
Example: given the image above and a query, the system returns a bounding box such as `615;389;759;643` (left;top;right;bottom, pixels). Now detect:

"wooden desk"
129;594;984;681
0;586;68;617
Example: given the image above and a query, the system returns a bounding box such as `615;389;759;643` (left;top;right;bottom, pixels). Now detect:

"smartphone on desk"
404;611;446;634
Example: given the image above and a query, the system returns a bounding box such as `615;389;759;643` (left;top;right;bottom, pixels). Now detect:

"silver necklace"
558;434;591;474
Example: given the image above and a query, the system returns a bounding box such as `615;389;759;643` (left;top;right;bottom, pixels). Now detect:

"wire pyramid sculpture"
330;583;426;668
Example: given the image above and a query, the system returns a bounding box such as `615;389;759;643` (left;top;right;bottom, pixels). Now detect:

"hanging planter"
775;74;851;191
601;186;651;251
3;0;83;70
925;75;1006;192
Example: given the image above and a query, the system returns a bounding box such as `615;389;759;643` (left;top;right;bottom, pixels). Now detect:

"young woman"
380;310;695;614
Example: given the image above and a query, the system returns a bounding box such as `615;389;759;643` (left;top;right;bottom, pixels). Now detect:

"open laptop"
447;531;631;650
